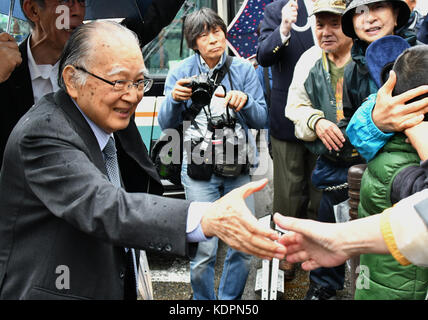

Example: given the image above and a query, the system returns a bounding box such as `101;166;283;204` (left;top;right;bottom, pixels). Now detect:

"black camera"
185;73;217;106
208;114;237;132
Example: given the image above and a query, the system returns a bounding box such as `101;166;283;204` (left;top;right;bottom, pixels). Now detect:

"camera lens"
192;88;212;106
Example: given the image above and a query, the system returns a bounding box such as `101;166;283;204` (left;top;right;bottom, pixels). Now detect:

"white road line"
150;269;190;283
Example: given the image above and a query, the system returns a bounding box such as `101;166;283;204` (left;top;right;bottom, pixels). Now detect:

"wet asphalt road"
145;132;353;300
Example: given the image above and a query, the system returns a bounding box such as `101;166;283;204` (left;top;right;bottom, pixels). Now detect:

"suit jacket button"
164;244;172;252
120;271;125;279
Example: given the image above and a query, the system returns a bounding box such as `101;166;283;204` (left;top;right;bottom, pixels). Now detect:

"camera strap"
182;55;234;131
211;55;233;88
206;55;234;120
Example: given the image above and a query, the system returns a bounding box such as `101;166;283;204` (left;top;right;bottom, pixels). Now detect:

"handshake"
201;178;286;260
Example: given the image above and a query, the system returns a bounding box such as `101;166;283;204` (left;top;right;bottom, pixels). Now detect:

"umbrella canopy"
0;0;25;21
227;0;273;59
0;0;155;26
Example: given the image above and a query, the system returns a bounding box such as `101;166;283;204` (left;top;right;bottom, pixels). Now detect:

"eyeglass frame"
74;66;153;93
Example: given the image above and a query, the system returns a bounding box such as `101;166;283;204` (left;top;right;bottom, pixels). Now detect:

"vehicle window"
142;0;217;77
232;0;246;13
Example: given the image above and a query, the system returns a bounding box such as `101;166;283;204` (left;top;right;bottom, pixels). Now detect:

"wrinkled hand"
215;90;248;111
273;213;351;270
280;0;298;38
171;78;192;102
372;70;428;132
0;33;22;83
201;179;286;260
315;118;345;152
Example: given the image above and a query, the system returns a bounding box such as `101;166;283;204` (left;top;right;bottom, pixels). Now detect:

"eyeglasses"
57;0;87;7
74;66;153;93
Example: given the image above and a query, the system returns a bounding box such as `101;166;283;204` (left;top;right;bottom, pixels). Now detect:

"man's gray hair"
58;20;141;90
184;7;227;53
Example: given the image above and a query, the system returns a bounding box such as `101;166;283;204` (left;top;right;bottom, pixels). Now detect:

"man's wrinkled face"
352;1;399;43
33;0;85;49
315;12;351;53
194;25;226;65
73;36;146;133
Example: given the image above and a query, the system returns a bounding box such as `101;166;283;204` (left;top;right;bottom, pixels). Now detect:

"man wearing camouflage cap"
286;0;358;300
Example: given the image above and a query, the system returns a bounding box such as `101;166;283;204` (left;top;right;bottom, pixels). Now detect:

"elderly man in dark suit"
257;0;322;279
0;0;185;169
0;20;285;300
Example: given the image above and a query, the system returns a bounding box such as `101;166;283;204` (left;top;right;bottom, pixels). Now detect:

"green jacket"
304;52;361;163
304;51;339;156
356;134;428;300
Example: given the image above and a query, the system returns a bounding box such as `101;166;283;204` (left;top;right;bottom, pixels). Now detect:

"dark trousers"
271;136;321;220
124;250;137;300
309;188;348;291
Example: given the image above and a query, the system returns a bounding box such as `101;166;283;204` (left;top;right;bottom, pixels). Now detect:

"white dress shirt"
27;36;60;105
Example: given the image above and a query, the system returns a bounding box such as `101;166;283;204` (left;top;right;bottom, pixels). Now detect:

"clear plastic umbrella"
0;0;155;33
5;0;16;33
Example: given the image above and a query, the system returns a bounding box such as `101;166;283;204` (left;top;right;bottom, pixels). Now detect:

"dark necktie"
103;137;121;188
103;137;137;299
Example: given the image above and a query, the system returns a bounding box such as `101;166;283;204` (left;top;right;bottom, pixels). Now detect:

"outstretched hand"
273;213;351;270
372;70;428;132
201;179;286;260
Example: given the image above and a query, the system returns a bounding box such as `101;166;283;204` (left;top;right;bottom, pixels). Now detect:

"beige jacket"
382;189;428;268
285;45;323;141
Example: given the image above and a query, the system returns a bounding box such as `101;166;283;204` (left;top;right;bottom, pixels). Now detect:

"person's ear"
393;8;400;27
22;0;42;25
62;65;79;99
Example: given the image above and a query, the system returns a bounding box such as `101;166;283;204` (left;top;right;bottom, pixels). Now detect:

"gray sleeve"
19;122;193;257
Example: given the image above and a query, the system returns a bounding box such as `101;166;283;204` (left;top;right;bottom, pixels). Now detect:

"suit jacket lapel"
115;121;161;186
54;89;162;193
54;89;107;175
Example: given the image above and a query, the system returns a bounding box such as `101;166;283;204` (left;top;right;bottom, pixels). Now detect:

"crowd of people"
277;0;428;300
0;0;427;301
